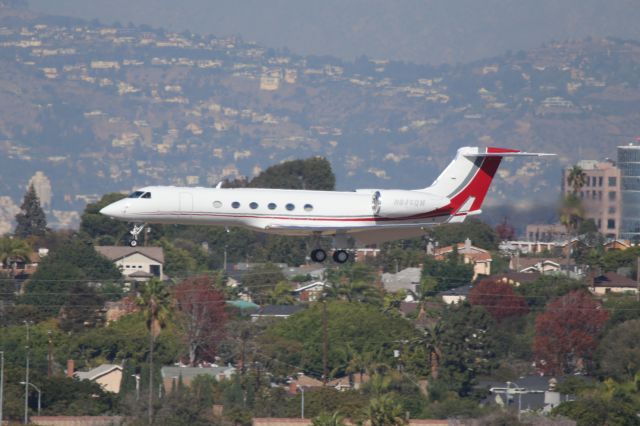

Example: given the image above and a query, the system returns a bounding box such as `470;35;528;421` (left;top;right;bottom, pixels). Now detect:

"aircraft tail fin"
423;147;553;217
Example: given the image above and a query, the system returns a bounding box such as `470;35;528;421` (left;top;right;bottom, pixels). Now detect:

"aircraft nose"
100;203;121;218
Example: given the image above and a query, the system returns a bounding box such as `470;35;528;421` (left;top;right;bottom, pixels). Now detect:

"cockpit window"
128;191;144;198
141;192;151;199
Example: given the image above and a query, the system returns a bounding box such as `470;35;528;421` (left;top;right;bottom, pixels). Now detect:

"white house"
95;246;165;281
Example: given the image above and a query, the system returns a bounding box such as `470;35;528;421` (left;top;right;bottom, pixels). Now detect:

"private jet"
100;147;552;263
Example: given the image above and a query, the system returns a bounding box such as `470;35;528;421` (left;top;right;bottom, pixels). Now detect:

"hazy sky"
28;0;640;64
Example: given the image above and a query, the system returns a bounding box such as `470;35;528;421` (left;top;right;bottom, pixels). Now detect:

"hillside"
1;4;640;229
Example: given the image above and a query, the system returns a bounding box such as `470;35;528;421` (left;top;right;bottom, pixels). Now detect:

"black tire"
332;250;349;263
311;248;327;263
129;239;138;247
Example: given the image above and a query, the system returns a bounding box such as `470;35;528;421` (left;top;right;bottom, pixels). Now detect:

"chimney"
67;359;75;378
464;238;471;251
288;381;298;395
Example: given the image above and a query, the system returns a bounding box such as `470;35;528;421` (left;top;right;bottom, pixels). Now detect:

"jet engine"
371;190;449;218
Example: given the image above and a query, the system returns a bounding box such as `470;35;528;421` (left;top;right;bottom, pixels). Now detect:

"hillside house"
590;272;638;295
292;281;328;302
434;239;492;279
95;246;164;281
73;364;123;394
381;267;421;296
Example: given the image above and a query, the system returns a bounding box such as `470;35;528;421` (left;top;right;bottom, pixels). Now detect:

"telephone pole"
322;300;328;385
48;331;53;377
1;350;5;425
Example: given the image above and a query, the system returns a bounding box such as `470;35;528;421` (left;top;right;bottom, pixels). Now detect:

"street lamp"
506;381;523;420
20;381;42;416
132;374;141;400
297;385;305;419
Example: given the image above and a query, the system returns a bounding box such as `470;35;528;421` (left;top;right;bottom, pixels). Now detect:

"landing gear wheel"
128;223;146;247
310;248;327;263
333;250;349;264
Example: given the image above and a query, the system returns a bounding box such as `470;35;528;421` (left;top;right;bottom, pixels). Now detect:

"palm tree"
136;278;172;425
407;275;437;320
421;322;443;380
0;237;31;277
312;411;346;426
567;165;587;195
365;394;407;426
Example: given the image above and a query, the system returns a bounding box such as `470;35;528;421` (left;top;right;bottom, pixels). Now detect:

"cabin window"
213;201;223;208
128;191;144;198
141;192;151;199
286;203;295;211
250;202;259;209
304;204;313;212
232;202;240;209
268;203;277;210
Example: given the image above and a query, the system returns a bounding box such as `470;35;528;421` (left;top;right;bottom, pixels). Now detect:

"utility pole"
24;320;32;425
322;300;328;385
1;350;4;425
47;331;53;377
636;257;639;303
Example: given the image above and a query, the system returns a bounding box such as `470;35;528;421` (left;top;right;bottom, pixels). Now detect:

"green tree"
22;237;121;318
0;237;31;277
566;165;587;195
264;301;417;378
438;303;497;395
79;192;128;244
422;248;474;292
136;278;172;424
598;319;640;381
14;184;47;238
365;394;407;426
248;157;335;190
312;411;347;426
428;218;499;251
243;263;287;305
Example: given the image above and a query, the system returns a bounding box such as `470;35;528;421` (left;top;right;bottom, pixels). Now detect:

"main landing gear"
128;223;146;247
310;248;350;264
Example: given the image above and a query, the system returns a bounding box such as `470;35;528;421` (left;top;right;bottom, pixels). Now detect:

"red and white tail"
422;147;553;222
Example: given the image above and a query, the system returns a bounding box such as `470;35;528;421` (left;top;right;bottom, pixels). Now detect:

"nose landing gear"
128;223;146;247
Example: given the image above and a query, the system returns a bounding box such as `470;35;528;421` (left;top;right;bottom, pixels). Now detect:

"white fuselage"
100;186;452;237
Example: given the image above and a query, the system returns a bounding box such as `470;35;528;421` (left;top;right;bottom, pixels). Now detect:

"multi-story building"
562;159;621;239
618;143;640;241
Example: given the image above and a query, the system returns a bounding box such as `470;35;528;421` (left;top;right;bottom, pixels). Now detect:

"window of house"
609;191;617;201
250;202;258;209
304;204;314;212
608;219;616;229
141;192;151;199
268;203;277;210
609;177;617;186
232;201;240;209
213;201;222;208
609;206;616;214
286;203;295;211
598;177;603;186
592;190;597;198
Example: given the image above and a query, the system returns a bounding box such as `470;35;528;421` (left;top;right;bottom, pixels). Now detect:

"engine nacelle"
371;190;449;218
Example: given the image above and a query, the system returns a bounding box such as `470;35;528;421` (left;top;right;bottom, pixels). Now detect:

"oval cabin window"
286;203;295;211
304;204;313;212
268;203;277;210
213;201;223;208
250;202;259;209
232;202;240;209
